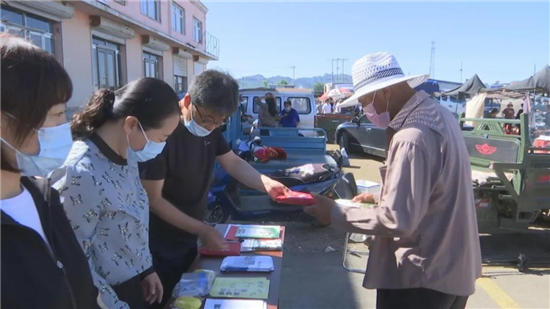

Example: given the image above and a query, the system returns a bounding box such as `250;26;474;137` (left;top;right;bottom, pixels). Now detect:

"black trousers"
377;288;469;309
112;274;147;309
149;243;198;309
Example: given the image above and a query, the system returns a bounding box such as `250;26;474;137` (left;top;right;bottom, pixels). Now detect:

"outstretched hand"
263;178;290;200
303;194;336;225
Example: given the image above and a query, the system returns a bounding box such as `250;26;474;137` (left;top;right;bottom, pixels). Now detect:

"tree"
313;82;325;94
263;80;268;87
278;79;289;85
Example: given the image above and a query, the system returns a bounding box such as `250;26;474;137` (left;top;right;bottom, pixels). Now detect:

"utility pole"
460;62;463;83
335;58;340;83
331;59;334;84
341;58;348;82
290;65;296;85
429;41;436;78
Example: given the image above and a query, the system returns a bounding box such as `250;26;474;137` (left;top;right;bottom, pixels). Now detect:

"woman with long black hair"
52;78;181;309
254;92;281;135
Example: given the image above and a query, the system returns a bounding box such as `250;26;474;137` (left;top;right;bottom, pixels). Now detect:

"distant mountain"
237;73;352;89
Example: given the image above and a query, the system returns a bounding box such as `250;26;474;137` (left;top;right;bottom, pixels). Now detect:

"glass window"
143;52;160;78
252;96;282;114
141;0;160;21
240;96;249;115
193;18;202;43
174;75;188;94
0;6;55;55
172;3;184;34
1;7;23;25
26;15;52;32
287;97;312;114
194;62;204;76
92;37;121;91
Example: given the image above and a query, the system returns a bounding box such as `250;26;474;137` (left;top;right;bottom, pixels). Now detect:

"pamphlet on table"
220;256;274;272
210;277;270;299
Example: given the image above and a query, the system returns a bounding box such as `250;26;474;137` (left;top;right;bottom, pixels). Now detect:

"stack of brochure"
241;239;282;252
204;299;267;309
220;256;274;272
235;225;281;239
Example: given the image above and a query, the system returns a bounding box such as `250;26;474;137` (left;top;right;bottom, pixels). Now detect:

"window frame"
92;37;122;91
0;6;55;55
193;17;203;43
174;75;188;94
143;51;161;79
286;97;312;115
141;0;161;22
252;96;282;114
171;3;185;34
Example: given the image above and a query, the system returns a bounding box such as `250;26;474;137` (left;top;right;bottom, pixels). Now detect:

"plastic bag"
172;269;217;298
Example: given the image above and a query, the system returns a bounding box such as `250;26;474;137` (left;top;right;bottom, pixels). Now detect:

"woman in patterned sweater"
52;78;180;309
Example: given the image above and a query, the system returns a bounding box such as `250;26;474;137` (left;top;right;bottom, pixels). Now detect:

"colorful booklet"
210;277;270;299
235;225;281;239
199;242;241;257
241;239;282;252
220;256;274;272
204;299;267;309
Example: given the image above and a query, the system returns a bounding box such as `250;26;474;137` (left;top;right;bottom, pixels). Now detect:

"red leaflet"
275;191;316;206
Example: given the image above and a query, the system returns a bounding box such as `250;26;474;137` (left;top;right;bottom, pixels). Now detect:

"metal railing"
205;31;219;58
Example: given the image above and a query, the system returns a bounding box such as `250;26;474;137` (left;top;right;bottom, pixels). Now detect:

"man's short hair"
189;70;240;116
284;100;291;106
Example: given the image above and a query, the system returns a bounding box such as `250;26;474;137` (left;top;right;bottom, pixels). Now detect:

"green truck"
461;114;550;232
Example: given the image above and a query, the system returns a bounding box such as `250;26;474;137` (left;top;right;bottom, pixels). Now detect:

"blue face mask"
126;122;166;162
1;122;73;177
184;105;213;137
38;122;73;161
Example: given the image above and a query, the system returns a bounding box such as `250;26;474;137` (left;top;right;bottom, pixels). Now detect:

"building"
0;0;219;115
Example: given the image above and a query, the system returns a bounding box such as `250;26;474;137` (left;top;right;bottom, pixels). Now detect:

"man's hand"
197;225;225;250
262;178;289;200
351;193;376;204
303;194;336;225
141;272;163;305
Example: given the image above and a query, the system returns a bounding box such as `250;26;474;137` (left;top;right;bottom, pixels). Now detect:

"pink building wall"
62;9;95;109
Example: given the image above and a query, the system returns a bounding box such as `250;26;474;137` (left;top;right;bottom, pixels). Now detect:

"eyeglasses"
193;104;226;127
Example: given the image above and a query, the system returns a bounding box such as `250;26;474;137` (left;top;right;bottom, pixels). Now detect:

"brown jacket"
331;91;482;296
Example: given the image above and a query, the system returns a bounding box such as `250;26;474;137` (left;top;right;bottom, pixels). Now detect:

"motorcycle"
204;163;343;225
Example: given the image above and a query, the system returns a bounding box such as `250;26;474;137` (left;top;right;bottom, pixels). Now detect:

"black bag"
270;163;341;187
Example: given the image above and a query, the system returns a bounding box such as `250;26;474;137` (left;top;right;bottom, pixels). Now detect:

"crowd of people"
2;34;481;309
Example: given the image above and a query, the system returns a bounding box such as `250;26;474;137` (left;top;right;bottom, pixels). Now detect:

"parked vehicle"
335;114;386;158
239;87;317;136
204;105;340;224
315;113;356;143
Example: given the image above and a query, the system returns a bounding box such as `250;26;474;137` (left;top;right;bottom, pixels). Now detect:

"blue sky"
204;0;549;84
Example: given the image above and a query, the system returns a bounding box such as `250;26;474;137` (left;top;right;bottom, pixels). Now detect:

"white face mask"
126;121;166;162
284;107;291;112
1;122;73;177
184;104;213;137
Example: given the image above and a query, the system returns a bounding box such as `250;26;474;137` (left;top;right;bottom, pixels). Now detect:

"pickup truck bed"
233;127;337;173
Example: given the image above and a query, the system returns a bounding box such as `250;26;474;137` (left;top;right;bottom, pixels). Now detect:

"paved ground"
244;145;550;309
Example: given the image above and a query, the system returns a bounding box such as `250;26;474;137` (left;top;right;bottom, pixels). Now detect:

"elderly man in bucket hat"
305;52;481;309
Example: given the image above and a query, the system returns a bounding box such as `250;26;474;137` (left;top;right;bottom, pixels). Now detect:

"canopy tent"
504;65;550;93
442;74;487;99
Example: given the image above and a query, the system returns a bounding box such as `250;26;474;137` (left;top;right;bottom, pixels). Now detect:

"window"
0;6;55;54
171;3;184;34
240;96;249;115
143;52;161;78
92;37;121;91
141;0;161;22
252;96;282;114
287;97;312;114
193;18;202;43
174;75;187;94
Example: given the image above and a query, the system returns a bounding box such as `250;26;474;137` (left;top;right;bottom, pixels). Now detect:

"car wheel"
203;202;230;225
339;132;350;152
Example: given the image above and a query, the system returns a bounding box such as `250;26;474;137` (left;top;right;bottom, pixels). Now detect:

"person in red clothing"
502;102;516;133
